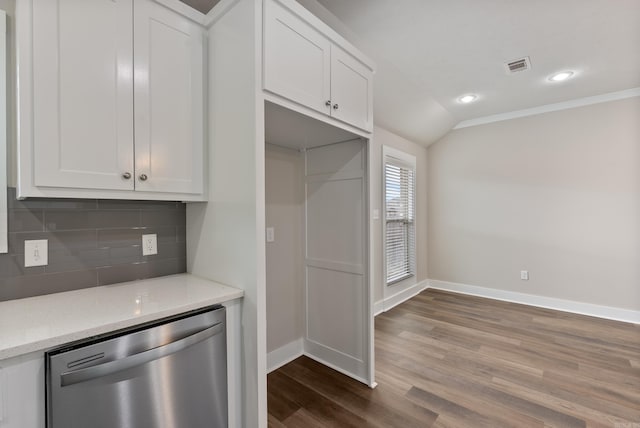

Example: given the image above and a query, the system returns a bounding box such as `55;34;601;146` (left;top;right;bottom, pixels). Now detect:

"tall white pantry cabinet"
16;0;206;201
188;0;376;427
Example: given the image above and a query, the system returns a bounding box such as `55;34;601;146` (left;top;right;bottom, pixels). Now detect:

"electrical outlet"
142;234;158;256
520;270;529;281
24;239;48;267
266;227;275;243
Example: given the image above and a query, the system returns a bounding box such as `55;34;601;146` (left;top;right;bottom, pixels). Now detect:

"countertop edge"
0;275;244;362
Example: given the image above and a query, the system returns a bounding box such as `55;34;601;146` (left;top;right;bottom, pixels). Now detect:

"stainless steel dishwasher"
45;305;227;428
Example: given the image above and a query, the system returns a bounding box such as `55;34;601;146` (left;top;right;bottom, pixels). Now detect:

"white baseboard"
375;280;429;316
428;279;640;324
267;338;375;387
373;300;384;316
267;338;304;373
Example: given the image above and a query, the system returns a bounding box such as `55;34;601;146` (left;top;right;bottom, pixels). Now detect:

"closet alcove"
264;102;372;383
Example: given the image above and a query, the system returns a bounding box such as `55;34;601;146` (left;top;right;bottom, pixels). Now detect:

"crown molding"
454;87;640;130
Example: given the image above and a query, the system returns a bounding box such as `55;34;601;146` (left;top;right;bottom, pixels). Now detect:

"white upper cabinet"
133;0;204;195
263;0;331;116
330;45;373;132
31;0;134;191
17;0;206;200
263;0;374;133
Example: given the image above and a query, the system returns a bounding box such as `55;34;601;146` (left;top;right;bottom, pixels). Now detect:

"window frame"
382;146;416;286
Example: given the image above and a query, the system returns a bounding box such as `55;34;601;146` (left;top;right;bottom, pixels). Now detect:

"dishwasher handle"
60;322;224;387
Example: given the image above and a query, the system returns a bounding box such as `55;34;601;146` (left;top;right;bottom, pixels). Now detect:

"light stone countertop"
0;273;243;360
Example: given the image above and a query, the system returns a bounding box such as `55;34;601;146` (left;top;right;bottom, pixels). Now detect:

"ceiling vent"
505;57;531;74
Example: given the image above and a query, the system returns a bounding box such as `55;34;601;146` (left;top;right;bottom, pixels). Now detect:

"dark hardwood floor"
267;289;640;427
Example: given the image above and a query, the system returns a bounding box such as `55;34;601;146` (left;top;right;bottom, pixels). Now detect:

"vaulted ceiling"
305;0;640;145
183;0;640;146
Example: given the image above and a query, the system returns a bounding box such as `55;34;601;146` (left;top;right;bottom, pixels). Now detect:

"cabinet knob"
122;172;132;180
325;100;331;107
139;174;148;181
333;104;339;110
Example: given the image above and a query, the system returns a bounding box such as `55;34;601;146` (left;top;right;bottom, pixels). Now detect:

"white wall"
370;126;428;307
187;0;266;426
265;145;304;353
428;97;640;311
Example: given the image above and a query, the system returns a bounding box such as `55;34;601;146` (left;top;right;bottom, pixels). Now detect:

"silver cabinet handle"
139;174;148;181
122;172;132;180
333;104;339;110
60;322;223;387
325;100;331;107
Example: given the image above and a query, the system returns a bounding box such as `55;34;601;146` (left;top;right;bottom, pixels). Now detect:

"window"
383;147;416;285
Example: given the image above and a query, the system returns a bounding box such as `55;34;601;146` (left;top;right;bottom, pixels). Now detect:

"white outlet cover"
266;227;275;243
24;239;48;267
142;234;158;256
520;270;529;280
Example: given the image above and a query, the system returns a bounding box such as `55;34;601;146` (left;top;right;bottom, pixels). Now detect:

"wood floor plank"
490;376;633;428
268;377;302;421
282;409;330;428
268;370;370;427
377;350;583;427
411;383;555;428
268;289;640;427
268;413;288;428
285;357;439;427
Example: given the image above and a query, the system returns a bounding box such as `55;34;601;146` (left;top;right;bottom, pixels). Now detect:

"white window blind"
384;156;416;285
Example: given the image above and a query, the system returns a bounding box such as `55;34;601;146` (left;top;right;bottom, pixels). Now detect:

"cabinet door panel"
134;0;204;195
0;355;45;428
32;0;134;190
304;140;372;385
330;46;373;132
264;0;331;115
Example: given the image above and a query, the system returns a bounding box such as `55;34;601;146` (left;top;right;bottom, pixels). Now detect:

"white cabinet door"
263;0;374;133
304;140;372;385
0;355;45;428
31;0;134;191
134;0;205;195
330;46;374;132
264;0;332;116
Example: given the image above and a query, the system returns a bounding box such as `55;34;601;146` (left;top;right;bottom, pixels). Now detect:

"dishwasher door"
46;306;227;428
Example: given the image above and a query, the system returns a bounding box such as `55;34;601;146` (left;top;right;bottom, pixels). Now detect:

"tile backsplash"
0;188;187;302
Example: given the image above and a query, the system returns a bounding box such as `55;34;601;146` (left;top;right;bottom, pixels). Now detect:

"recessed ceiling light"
458;94;478;104
549;71;574;82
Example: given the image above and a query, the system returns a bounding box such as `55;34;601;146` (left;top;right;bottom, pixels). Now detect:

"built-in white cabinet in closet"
16;0;205;201
263;0;374;133
304;140;371;383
